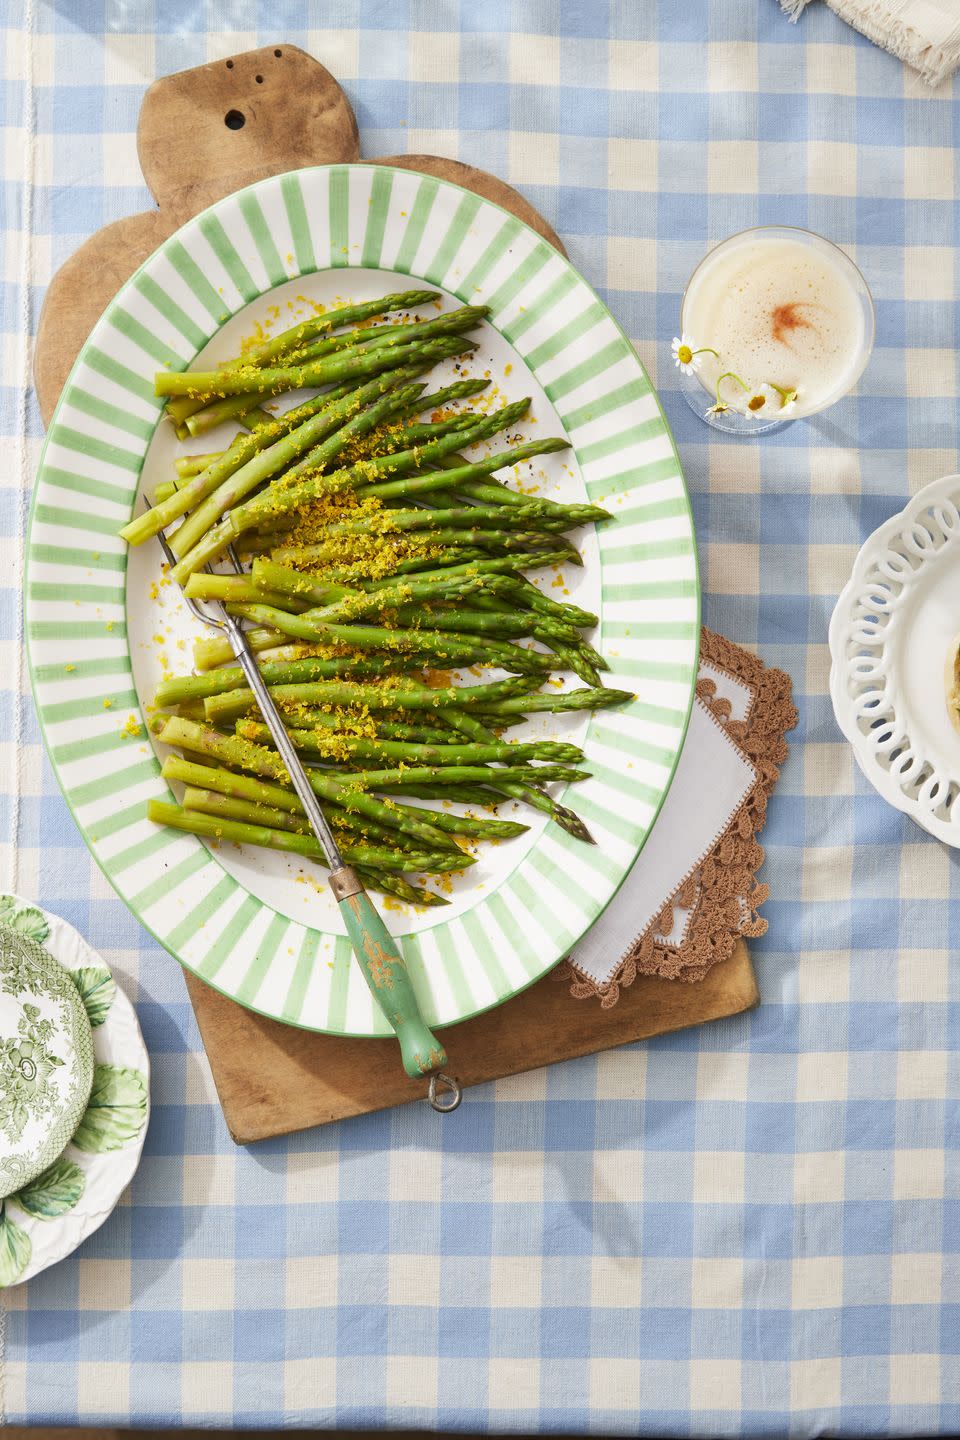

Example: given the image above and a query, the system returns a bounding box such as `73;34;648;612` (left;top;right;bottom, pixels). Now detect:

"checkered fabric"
2;0;959;1432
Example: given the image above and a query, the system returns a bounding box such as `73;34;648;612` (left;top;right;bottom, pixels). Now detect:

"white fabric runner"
570;667;758;988
781;0;960;87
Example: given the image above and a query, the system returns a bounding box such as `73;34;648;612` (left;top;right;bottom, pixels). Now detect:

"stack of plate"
0;895;149;1287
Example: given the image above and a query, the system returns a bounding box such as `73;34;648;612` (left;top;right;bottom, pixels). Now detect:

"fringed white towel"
781;0;960;87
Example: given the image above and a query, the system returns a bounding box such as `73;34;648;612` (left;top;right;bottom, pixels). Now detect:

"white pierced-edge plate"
0;894;149;1287
830;473;960;846
27;163;700;1036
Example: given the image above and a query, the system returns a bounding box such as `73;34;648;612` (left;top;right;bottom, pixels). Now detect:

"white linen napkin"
569;670;758;989
781;0;960;87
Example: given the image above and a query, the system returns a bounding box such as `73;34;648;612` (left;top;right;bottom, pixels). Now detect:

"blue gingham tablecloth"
2;1;959;1433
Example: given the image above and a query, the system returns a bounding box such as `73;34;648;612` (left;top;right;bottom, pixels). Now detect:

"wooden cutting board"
33;44;759;1140
181;942;757;1141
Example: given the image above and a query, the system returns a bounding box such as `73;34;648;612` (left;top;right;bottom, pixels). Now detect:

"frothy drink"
682;233;869;418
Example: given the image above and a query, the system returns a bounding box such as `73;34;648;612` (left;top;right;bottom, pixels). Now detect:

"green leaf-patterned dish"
0;896;149;1287
0;925;93;1199
26;164;699;1037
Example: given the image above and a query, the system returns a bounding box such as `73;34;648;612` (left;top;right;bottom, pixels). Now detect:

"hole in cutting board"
224;109;246;130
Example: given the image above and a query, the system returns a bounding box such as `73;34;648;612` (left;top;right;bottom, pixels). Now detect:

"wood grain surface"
186;941;758;1143
34;43;757;1141
33;45;562;424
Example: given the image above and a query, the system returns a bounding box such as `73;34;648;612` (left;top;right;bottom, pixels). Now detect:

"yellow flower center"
748;394;766;411
677;344;693;364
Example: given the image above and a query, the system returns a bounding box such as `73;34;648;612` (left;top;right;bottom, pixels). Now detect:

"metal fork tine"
141;496;229;633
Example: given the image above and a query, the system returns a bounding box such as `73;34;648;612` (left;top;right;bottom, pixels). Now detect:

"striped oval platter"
27;164;699;1037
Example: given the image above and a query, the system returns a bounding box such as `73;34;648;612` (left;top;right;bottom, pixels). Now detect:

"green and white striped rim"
27;164;699;1037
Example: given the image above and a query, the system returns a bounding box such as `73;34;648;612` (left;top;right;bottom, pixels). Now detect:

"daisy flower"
773;385;798;416
732;382;778;416
671;334;698;374
706;370;748;418
671;334;717;376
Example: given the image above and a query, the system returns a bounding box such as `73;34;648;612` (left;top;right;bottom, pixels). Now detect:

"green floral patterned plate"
0;895;149;1288
0;917;94;1199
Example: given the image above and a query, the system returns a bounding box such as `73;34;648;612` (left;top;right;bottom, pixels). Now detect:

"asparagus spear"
327;762;588;788
441;708;596;844
227;289;441;369
356;439;570;505
194;627;286;670
373;784;501;806
511;576;599;629
234;719;584;766
477;687;635;715
179;575;312;610
356;871;449;907
168;373;522;581
293;501;608;540
545;641;602;688
347;551;575;607
172;399;276;438
162;755;425;851
373;798;525;840
157;716;468;851
122;387;351;545
173;791;468;873
155;653;412;708
174;451;222;478
257;306;487;376
165;287;440;425
278;528;581;569
182;336;484;441
169;377;425;559
248;558;475;611
222;603;559;675
382;606;559;640
155;793;444;905
340;415;477;465
163;753;526;844
147;800;472;875
203;675;540;723
275;708;482;748
155;330;477;399
226;399;535;533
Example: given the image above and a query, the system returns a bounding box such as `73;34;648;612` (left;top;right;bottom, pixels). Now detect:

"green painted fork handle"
337;883;448;1078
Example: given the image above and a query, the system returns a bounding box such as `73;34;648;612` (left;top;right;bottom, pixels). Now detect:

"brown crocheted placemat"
557;628;797;1005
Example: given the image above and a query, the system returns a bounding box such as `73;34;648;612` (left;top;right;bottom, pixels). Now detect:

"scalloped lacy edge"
555;629;798;1006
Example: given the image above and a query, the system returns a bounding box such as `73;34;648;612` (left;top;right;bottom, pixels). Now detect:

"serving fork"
145;500;461;1111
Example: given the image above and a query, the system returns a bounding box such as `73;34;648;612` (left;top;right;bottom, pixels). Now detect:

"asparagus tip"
553;804;595;844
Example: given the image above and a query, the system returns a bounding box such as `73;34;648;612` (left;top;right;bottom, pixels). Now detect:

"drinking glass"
676;225;875;435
